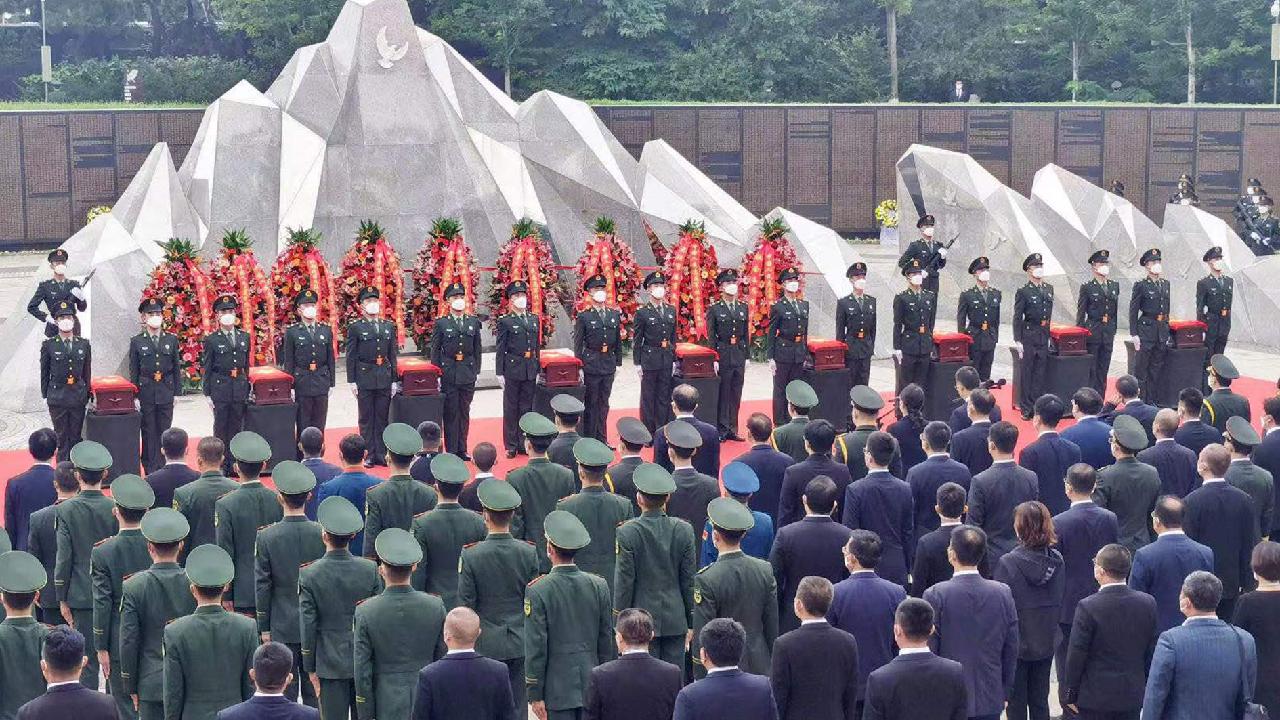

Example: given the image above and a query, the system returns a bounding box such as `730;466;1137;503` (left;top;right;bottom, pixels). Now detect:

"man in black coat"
777;420;852;527
1018;394;1081;515
736;413;795;525
1173;388;1222;459
585;608;681;720
216;643;318;720
1254;395;1280;540
412;607;515;720
652;384;721;479
606;419;650;509
675;619;776;720
145;427;198;511
1051;463;1119;681
906;422;972;535
863;598;968;720
841;432;915;586
1183;442;1261;619
1101;375;1158;448
771;577;859;720
17;625;119;720
769;476;852;632
948;366;1003;433
910;483;979;597
950;388;996;476
1137;409;1200;498
967;421;1039;564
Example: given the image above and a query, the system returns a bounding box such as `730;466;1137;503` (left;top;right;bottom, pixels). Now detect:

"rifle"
922;233;960;272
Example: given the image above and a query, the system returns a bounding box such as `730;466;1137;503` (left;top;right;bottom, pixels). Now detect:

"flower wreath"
573;217;639;340
409;217;479;349
662;219;720;342
140;238;215;388
337;220;405;346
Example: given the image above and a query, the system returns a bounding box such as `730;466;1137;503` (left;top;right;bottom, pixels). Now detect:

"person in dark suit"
585;608;681;720
1173;388;1222;459
777;421;853;527
1052;463;1120;678
950;388;996;476
675;618;776;720
1183;443;1261;620
736;413;795;525
298;427;341;520
1138;410;1200;498
968;421;1039;565
216;642;319;720
886;384;928;472
412;607;515;720
827;530;907;707
652;384;721;479
1253;396;1280;540
907;422;972;536
841;432;914;586
16;625;119;720
949;79;970;102
910;483;980;596
409;421;443;488
1018;395;1081;515
769;477;852;632
771;577;859;720
145;427;198;511
863;598;968;720
1102;375;1158;449
4;429;58;551
1130;496;1214;633
1062;388;1114;471
1224;417;1275;541
1061;544;1158;720
948;366;1002;433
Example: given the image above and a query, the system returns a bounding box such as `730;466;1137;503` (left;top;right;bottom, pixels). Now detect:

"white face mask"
512;295;528;310
649;286;666;300
51;264;67;276
57;318;75;332
219;313;237;327
783;280;800;293
450;298;467;312
364;301;381;315
145;314;163;329
922;227;935;238
909;273;923;286
976;270;991;283
722;283;739;296
853;278;867;291
1031;266;1045;279
591;290;607;303
1149;262;1163;276
1210;259;1225;272
1096;264;1111;276
1179;198;1193;205
300;305;318;320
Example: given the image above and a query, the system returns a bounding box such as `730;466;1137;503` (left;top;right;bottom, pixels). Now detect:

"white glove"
350;385;358;397
713;361;720;374
496;376;505;389
578;369;584;384
938;248;948;258
392;381;402;396
133;399;141;411
672;362;680;375
70;286;84;301
1253;231;1262;241
636;367;643;380
45;317;57;327
1013;342;1023;354
768;359;777;374
1131;336;1140;352
893;350;902;361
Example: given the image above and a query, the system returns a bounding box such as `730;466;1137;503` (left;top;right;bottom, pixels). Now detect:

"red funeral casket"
249;366;294;405
675;343;718;378
540;349;584;388
807;339;848;372
90;375;138;415
1049;325;1091;356
932;332;973;364
1169;320;1207;349
397;356;441;396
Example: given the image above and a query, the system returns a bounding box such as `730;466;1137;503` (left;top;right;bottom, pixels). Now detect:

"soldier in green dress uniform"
354;528;447;720
431;282;483;458
173;437;238;562
130;298;181;473
893;258;937;391
556;438;632;594
547;394;584;483
1076;250;1120;395
836;262;877;390
90;475;154;720
1093;415;1159;553
280;289;336;438
770;380;817;463
835;386;902;481
1197;247;1234;392
495;281;542;459
28;248;86;338
1014;253;1055;420
574;275;623;443
347;287;399;468
633;271;678;435
300;497;381;720
119;508;195;720
613;462;697;668
0;550;53;719
1129;248;1171;407
40;300;91;461
1203;354;1252;433
54;440;117;687
162;544;256;720
706;269;750;441
410;453;484;606
1224;416;1275;537
689;497;778;679
203;295;251;475
957;256;1001;382
215;432;281;617
524;511;614;720
363;423;439;559
508;413;577;573
253;460;325;706
458;478;539;713
767;268;810;425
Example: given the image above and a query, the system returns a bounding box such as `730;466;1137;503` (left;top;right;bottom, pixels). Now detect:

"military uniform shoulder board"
94;537;111;548
414;510;429;519
522;539;536;547
257;523;272;532
354;597;369;606
526;574;545;587
122;572;136;582
462;541;480;549
299;560;316;570
696;564;711;575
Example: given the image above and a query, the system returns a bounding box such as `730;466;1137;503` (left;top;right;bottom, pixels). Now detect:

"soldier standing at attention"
173;437;237;563
836;262;877;390
355;528;447;720
40;301;91;461
524;511;614;720
892;258;936;390
767;268;810;425
633;271;678;435
162;544;257;720
574;275;623;443
0;550;53;719
547;395;584;483
130;299;181;473
689;497;779;678
1197;246;1234;391
1076;249;1119;394
495;281;541;459
897;214;946;303
556;438;633;593
90;475;154;720
54;440;116;688
203;294;250;475
508;413;577;572
957;256;1001;382
613;463;697;668
214;432;281;618
300;497;381;720
252;461;325;707
458;478;540;713
119;508;195;720
28;248;86;338
706;269;750;442
1129;248;1171;406
347;287;398;468
280;289;336;439
1013;253;1055;420
770;381;818;463
363;424;439;558
409;453;484;607
431;282;482;458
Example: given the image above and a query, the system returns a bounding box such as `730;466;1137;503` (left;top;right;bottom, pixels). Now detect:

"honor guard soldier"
162;545;257;720
40;301;91;461
897;214;947;303
90;474;154;720
214;432;281;617
355;528;447;720
613;463;697;667
607;418;651;508
771;380;817;463
495;281;541;459
767;268;810;424
252;461;324;706
130;299;180;473
1077;250;1120;394
409;453;484;607
1203;354;1251;433
28;248;86;338
1129;248;1171;406
1197;246;1234;388
300;497;382;720
707;269;750;441
364;423;440;560
689;497;779;678
523;511;614;720
633;271;678;435
1109;179;1126;198
1013;253;1055;420
119;508;196;720
836;262;877;388
347;287;398;467
0;551;52;719
574;275;623;443
508;412;576;572
556;438;633;592
432;282;482;458
1250;196;1280;254
204;294;251;475
458;478;540;713
547;394;584;482
173;439;238;561
957;257;1001;381
281;289;336;438
54;440;116;688
892;259;936;390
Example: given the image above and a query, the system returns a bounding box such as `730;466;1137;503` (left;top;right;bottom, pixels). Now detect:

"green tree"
214;0;344;81
877;0;911;101
431;0;552;95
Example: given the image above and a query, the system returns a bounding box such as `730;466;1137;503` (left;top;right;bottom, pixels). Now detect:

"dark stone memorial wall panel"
875;108;919;217
1148;110;1196;225
830;109;876;232
1243;111;1280;197
0;115;24;243
920;108;967;152
741;108;785;215
698;108;744;201
966;109;1013;186
1056;108;1104;186
21;114;71;245
70;113;118;223
159;111;201;166
115;112;162;193
785;107;832;224
597;107;653;158
1010;110;1055;196
652;108;697;160
1102;109;1150;218
1194;111;1243;216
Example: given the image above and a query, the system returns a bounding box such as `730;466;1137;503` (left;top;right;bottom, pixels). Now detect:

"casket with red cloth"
1050;325;1091;356
90;376;138;415
932;332;973;363
540;349;584;388
249;366;294;405
675;343;718;378
397;356;441;396
1170;320;1207;349
807;339;848;371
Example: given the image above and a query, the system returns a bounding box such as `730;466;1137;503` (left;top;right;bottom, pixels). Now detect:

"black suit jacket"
17;683;120;720
777;455;853;527
674;669;776;720
968;461;1039;563
146;463;199;510
216;694;319;720
412;651;516;720
585;652;682;720
1183;480;1260;598
770;621;859;720
1137;440;1200;498
1251;429;1280;501
950;421;994;476
1174;419;1222;459
862;652;968;720
768;516;852;631
1061;585;1158;712
654;416;722;479
737;444;796;525
910;524;992;596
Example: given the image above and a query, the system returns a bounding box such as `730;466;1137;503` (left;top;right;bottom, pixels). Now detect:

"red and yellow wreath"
337;220;405;346
740;217;802;342
663;219;720;342
269;227;340;352
141;238;215;388
486;218;564;341
573;217;639;340
409;217;479;349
